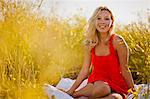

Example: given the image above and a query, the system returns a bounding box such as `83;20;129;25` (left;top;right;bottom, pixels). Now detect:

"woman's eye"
97;18;101;20
97;17;110;20
105;18;110;20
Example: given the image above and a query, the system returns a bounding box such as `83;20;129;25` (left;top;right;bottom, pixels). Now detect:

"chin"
98;30;109;33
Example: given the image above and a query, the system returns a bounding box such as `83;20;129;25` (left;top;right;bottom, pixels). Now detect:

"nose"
98;22;105;25
98;20;106;24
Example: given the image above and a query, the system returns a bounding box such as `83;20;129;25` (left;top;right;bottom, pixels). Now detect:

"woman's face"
95;10;113;33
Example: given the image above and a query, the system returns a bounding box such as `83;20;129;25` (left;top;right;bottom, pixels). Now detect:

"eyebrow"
97;16;111;18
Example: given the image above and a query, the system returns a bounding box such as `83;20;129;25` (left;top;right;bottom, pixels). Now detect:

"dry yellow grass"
0;1;149;99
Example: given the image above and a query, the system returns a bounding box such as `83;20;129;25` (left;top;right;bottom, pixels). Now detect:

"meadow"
0;1;149;99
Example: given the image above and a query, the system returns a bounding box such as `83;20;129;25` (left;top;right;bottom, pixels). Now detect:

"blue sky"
40;0;150;24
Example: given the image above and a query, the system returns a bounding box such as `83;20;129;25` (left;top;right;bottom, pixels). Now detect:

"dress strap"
109;34;116;55
109;34;115;43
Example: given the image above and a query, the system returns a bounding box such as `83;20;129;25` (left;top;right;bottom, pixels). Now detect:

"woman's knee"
109;93;123;99
72;83;94;97
91;87;110;97
91;81;111;98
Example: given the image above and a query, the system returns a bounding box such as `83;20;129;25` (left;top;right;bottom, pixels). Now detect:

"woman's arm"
67;40;97;95
67;49;91;95
114;35;134;89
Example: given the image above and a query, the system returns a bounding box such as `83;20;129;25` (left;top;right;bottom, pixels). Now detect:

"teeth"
99;26;106;28
100;26;105;28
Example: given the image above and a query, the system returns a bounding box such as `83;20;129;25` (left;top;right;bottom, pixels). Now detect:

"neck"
100;32;108;41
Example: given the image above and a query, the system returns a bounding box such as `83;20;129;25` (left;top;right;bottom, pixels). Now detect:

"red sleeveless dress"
88;34;129;95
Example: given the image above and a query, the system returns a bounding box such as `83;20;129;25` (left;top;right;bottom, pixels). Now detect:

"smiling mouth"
99;25;107;29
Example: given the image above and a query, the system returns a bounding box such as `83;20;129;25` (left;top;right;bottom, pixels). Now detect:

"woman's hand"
66;89;74;96
58;88;74;96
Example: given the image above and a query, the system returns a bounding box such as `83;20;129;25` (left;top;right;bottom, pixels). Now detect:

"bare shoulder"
113;34;128;50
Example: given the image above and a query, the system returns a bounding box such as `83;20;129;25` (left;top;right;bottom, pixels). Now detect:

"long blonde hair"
84;6;114;46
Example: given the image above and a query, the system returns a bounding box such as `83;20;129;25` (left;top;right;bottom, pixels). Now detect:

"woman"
66;6;135;99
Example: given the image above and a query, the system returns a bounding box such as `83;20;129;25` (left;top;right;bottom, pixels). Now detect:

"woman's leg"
96;93;123;99
72;80;123;99
72;83;94;98
89;80;111;99
74;97;88;99
74;93;123;99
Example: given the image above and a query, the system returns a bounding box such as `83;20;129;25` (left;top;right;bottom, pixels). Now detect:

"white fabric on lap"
44;78;150;99
44;84;73;99
56;78;88;91
56;78;75;91
44;78;87;99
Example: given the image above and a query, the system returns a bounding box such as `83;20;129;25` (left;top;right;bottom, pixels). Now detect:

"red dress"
88;34;129;95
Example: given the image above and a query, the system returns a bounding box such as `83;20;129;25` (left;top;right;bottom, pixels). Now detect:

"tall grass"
116;22;150;84
0;0;149;99
0;1;86;98
116;22;150;98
